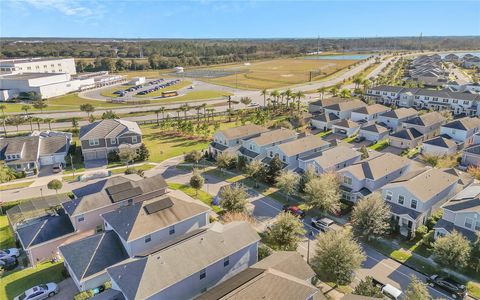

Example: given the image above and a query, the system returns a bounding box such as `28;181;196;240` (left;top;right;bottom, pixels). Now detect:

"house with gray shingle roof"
358;124;390;142
0;134;69;173
210;124;268;157
421;136;458;156
377;108;418;132
440;117;480;147
299;146;361;175
350;104;390;125
331;119;361;137
197;251;324;300
107;221;260;300
389;128;424;149
434;184;480;242
308;97;348;114
237;128;297;162
382;167;461;237
79;119;142;162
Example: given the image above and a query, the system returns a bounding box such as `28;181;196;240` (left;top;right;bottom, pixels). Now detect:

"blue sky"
1;0;479;38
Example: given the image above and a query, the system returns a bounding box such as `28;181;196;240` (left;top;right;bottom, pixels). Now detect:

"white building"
0;58;76;75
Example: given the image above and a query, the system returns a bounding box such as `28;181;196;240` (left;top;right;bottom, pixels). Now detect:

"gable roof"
352;104;390;115
277;135;329;157
360;124;389;134
102;190;210;242
341;153;410;181
39;136;68;156
16;208;74;248
107;222;260;300
311;113;340;123
59;230;129;282
310;146;360;170
0;136;39;163
402;111;445;127
442;117;480;131
390;128;423;140
423;136;457;149
380;108;418;119
246;128;297;147
80;119;142;140
333;119;360;129
442;184;480;213
217;124;268;140
323;99;367;112
369;85;406;93
309;97;348;108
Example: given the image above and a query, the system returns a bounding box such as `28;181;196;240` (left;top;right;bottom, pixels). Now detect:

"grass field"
0;181;33;191
0;214;15;248
199;58;356;89
167;182;222;213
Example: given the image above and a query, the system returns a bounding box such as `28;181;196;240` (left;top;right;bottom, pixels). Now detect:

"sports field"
191;58;357;89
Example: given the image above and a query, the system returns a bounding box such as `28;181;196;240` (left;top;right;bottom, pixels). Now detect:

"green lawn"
315;130;332;137
1;262;66;300
342;135;358;143
0;181;33;191
109;163;156;175
167;182;222;213
368;139;389;151
0;214;15;248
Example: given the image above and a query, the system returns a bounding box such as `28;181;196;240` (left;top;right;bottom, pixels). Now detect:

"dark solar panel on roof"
144;197;174;215
110;187;142;203
106;181;134;196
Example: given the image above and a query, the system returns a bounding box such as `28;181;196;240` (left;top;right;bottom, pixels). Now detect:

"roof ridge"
81;233;105;280
27;218;48;248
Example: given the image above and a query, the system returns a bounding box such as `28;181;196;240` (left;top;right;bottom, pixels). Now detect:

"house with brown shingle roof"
382;167;461;237
331;119;361;137
323;99;367;120
237;128;297;162
401;111;446;138
350;104;391;124
377;108;418;132
210;124;268;157
421;136;458;156
299;146;361;174
308;97;349;114
440;117;480;147
358;124;389;142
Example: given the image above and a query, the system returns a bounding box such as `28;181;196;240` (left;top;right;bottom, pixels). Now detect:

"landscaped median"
0;180;33;191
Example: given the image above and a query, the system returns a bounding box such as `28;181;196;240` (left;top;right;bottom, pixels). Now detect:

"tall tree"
260;89;268;107
353;276;384;298
330;86;339;97
404;275;431;300
215;152;236;171
43;118;54;131
433;231;471;270
0;104;6;136
303;173;341;214
245;160;263;188
21;104;31;117
311;229;366;286
267;155;283;184
219;184;248;213
47;179;63;194
471;234;480;273
275;170;300;202
33;99;47;113
340;88;351;98
240;97;252;108
351;193;391;240
267;212;306;251
189;169;205;197
317;87;327;100
295;90;305;111
80;103;95;117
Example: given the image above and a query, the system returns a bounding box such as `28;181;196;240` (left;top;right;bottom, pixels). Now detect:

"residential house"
389;128;424;149
62;174;168;233
79;119;142;162
102;190;211;257
350;104;390;125
462;144;480;167
331;120;361;137
323;99;367;120
464;56;480;69
210;124;268;157
299;146;361;174
440;117;480;147
365;85;407;105
358;124;390;142
107;221;260;300
434;184;480;242
310;112;340;131
421;136;457;156
382;168;461;237
262;135;330;170
377;108;418;132
0;134;70;173
338;152;412;203
237;128;297;162
443;53;460;62
196;251;324;300
308;97;348;114
60;189;210;291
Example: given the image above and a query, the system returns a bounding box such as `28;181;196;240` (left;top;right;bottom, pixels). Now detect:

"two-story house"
79;119;142;162
237;128;297;162
197;251;323;300
365;85;407;105
310;100;367;130
62;174;168;233
107;221;260;300
440;117;480;147
421;136;457;156
377;108;418;132
350;103;391;125
358;124;390;142
308;97;348;114
299;146;361;174
210;124;268;157
339;152;412;203
382;168;461;238
262;135;330;170
462;133;480;167
59;190;211;291
331;119;361;137
0;134;70;173
434;184;480;242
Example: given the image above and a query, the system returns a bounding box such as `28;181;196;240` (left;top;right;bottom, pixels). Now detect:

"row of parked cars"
136;79;181;96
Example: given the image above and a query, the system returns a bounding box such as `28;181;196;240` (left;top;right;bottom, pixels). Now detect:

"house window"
442;99;448;103
411;199;417;209
95;224;104;233
464;101;469;105
169;225;175;235
398;195;404;205
145;235;151;243
282;155;286;162
78;216;85;222
223;256;230;267
199;268;206;280
132;136;138;143
111;138;116;145
385;191;393;201
127;199;133;205
89;139;100;146
343;176;352;185
475;221;480;231
465;218;473;229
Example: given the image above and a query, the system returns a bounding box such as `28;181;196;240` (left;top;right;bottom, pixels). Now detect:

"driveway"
84;159;108;169
51;278;77;300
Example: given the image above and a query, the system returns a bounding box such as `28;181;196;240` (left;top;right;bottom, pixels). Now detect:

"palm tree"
295;91;305;111
180;104;190;120
317;87;327;100
175;109;181;120
284;89;293;108
353;77;363;89
330;86;339;97
44;118;54;131
240;97;252;108
260;89;268;107
362;79;371;92
195;105;202;123
22;104;31;117
154;108;161;126
340;88;351;99
207;108;215;123
200;103;207;122
270;90;280;109
32;117;42;131
280;91;286;106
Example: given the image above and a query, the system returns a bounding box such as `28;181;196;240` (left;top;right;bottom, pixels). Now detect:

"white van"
382;283;403;300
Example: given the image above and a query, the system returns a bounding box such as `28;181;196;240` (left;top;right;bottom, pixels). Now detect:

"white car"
14;283;59;300
0;248;20;259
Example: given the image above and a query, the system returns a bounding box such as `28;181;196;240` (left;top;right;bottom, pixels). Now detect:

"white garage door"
39;156;54;166
84;150;107;161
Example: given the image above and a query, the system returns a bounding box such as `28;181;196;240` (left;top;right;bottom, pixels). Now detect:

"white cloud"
22;0;101;18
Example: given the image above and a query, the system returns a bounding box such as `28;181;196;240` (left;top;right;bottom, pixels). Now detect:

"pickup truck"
372;278;403;300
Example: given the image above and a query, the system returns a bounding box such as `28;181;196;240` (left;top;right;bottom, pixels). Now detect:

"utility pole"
70;154;75;178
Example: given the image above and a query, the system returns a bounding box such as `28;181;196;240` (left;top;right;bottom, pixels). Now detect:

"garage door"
39;156;54;166
84;150;106;161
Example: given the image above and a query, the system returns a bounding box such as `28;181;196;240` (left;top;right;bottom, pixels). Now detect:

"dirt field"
196;58;357;89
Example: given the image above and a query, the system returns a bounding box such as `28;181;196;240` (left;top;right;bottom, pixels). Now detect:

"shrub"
124;167;138;175
184;150;203;164
421;231;434;247
258;244;272;261
108;151;120;163
426;210;443;230
415;225;429;238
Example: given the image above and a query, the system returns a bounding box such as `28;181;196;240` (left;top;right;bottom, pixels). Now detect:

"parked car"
14;283;59;300
282;205;305;218
372;278;403;300
52;163;63;173
311;217;338;232
0;257;18;271
0;248;20;259
354;136;365;143
426;275;467;299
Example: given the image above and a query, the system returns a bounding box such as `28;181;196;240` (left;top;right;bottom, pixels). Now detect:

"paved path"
51;278;77;300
